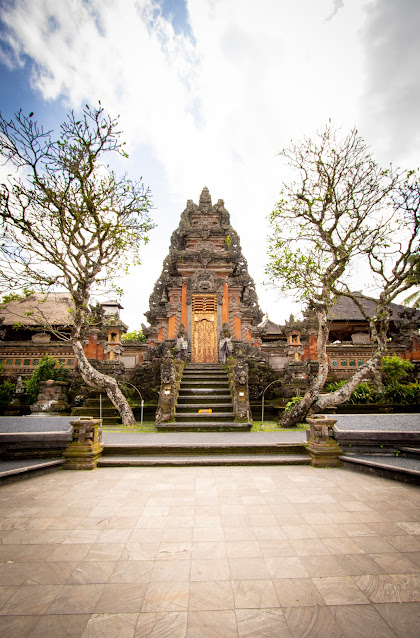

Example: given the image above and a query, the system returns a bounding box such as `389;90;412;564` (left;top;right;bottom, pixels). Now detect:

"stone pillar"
155;352;184;423
226;354;252;423
306;414;343;468
63;417;103;470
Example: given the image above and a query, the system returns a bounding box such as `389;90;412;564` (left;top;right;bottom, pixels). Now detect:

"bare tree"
266;125;418;427
0;105;154;425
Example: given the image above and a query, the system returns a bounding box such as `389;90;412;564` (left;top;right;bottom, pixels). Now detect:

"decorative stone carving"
226;353;252;422
155;351;184;423
305;414;343;467
30;380;69;414
63;417;103;470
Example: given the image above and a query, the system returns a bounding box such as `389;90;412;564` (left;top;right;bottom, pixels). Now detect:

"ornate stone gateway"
192;295;217;362
144;187;263;358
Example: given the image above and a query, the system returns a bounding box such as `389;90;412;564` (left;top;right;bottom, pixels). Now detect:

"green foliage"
121;329;146;343
284;394;302;412
377;381;420;406
325;380;377;404
24;355;69;403
381;355;414;386
0;378;15;405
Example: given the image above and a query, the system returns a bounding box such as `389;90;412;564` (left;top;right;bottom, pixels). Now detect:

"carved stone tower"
145;187;263;362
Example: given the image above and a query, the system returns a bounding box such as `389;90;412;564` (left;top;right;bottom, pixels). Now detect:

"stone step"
175;412;235;422
181;380;230;387
102;442;307;455
398;446;420;458
179;390;231;397
340;454;420;485
176;403;233;410
98;454;310;467
156;422;252;432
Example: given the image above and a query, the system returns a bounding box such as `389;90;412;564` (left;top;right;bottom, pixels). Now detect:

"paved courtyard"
0;465;419;637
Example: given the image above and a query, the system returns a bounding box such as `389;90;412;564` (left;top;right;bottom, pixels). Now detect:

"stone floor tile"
386;535;420;552
121;542;160;561
46;584;105;615
134;611;187;638
221;516;250;528
289;538;330;556
311;524;348;538
389;574;420;601
355;574;406;603
150;559;191;582
26;561;80;585
192;527;224;541
331;604;399;638
142;581;189;612
0;543;55;562
226;540;262;558
335;553;386;576
82;613;138;638
231;579;278;609
272;578;325;607
321;537;365;555
313;576;370;605
258;539;295;557
82;542;125;562
372;552;420;574
29;613;89;637
192;541;226;559
109;560;153;584
282;525;317;539
300;555;348;577
223;527;255;541
0;584;61;615
375;602;420;638
252;526;287;540
0;615;39;638
283;605;344;638
161;527;193;543
275;513;307;525
46;544;91;562
228;557;271;580
396;521;420;535
97;528;132;543
264;555;309;579
236;608;291;638
66;561;117;585
353;536;399;554
156;542;192;560
0;561;38;586
94;583;147;613
187;609;238;638
329;511;361;524
190;559;230;581
189;580;234;610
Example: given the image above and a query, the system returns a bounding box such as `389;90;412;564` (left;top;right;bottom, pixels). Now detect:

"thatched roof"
0;293;74;327
328;292;420;323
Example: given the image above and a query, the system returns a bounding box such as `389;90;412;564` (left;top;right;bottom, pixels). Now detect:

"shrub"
382;355;414;386
377;381;420;405
25;355;69;403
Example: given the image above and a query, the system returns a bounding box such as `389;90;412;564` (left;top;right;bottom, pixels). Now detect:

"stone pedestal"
31;380;69;414
306;414;343;468
63;417;103;470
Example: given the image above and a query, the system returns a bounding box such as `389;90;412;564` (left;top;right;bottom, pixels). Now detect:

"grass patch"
251;421;309;432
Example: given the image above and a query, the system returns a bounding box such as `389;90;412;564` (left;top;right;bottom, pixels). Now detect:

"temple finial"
199;186;212;211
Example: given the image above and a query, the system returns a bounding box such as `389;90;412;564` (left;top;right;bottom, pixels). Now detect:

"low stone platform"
0;458;64;484
334;414;420;484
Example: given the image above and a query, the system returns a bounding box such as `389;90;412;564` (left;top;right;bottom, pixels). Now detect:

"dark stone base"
62;443;103;470
307;440;343;468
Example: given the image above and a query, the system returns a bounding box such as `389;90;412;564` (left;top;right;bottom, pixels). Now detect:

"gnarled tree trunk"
279;306;330;427
72;339;136;426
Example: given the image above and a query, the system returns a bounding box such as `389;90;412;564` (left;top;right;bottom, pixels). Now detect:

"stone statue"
219;323;233;363
175;324;188;360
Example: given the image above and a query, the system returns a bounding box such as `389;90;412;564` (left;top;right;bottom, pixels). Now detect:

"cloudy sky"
0;0;419;329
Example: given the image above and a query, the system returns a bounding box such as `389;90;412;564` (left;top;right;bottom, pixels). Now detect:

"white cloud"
0;0;418;328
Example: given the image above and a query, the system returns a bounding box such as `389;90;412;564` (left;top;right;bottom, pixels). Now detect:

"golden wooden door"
192;295;218;363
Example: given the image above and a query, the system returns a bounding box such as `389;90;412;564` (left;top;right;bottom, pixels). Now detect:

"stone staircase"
156;363;252;432
98;439;310;467
341;446;420;484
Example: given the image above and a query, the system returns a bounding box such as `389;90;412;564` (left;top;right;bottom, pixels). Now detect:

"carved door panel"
192;295;218;363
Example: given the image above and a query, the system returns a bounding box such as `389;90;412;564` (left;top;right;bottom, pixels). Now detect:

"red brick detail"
83;334;105;360
222;282;229;325
181;282;187;328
